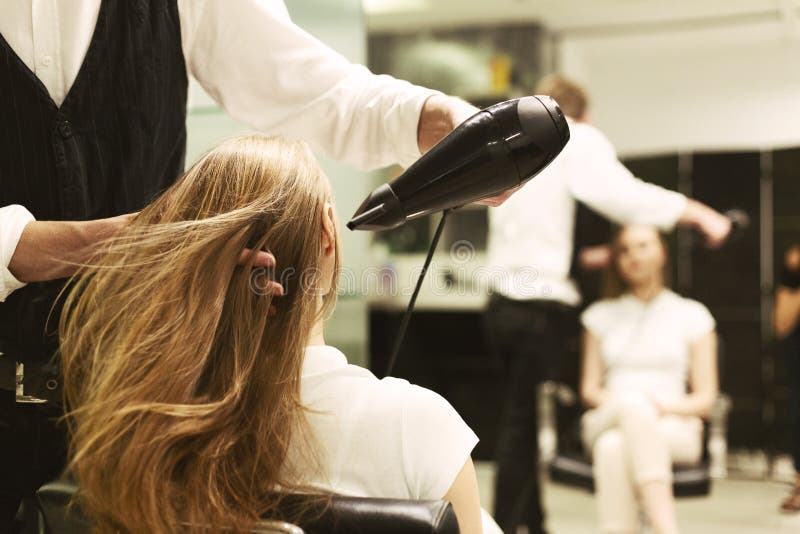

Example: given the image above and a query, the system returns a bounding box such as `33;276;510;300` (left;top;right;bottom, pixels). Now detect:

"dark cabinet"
369;310;504;460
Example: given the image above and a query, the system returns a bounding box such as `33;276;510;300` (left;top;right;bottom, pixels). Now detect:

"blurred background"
184;1;800;531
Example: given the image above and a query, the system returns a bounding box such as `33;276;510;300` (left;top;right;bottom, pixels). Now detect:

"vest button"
57;121;74;139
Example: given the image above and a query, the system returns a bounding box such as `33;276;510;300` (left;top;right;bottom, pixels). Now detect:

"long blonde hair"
59;135;341;533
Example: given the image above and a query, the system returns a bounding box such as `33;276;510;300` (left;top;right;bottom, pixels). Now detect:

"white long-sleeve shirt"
0;0;439;301
487;118;688;306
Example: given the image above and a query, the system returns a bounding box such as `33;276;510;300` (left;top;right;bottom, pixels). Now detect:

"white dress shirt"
0;0;438;301
487;119;688;306
290;345;501;533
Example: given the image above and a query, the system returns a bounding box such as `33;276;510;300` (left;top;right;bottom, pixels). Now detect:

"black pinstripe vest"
0;0;188;398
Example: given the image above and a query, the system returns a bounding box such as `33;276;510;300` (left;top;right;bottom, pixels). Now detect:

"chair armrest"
538;381;580;463
707;393;732;478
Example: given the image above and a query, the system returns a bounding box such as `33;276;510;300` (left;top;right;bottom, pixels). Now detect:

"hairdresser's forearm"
678;199;710;229
9;215;132;282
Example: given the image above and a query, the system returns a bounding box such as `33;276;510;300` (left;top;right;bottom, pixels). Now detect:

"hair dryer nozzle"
348;96;570;231
345;183;402;231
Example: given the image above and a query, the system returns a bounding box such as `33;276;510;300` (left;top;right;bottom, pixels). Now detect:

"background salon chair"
540;343;731;498
35;479;461;534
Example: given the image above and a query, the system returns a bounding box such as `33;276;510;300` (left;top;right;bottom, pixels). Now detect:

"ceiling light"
362;0;430;14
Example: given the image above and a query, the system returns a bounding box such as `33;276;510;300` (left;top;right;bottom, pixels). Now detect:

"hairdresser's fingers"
579;245;612;272
785;245;800;272
268;281;285;297
701;215;732;250
238;248;276;268
249;274;285;305
252;280;285;297
474;184;523;207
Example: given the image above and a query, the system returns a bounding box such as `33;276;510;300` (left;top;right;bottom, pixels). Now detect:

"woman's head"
604;225;669;297
59;135;340;533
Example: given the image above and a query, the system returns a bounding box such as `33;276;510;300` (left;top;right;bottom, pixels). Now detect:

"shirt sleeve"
177;0;440;170
0;205;35;302
581;301;607;337
684;299;716;343
401;384;479;500
566;126;688;231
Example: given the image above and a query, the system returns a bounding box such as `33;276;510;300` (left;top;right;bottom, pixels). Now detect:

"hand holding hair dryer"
347;96;571;231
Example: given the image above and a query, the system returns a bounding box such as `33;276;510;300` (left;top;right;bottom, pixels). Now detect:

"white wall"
557;20;800;157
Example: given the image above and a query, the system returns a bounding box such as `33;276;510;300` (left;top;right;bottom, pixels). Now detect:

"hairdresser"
484;74;732;534
0;1;508;528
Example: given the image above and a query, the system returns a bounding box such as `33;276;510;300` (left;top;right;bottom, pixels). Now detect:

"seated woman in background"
579;225;719;534
58;135;497;534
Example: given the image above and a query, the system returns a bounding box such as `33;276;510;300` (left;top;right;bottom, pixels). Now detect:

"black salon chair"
36;479;460;534
540;381;731;498
541;336;730;497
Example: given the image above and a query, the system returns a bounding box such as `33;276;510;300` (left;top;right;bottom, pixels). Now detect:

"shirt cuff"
386;85;442;170
0;205;35;302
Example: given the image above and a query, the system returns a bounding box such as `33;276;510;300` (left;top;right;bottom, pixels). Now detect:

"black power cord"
383;209;452;378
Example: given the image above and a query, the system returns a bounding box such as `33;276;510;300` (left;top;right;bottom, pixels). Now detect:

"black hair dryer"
347;96;571;231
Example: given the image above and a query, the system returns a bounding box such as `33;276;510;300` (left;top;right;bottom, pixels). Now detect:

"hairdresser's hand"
578;244;612;272
9;212;136;283
418;94;520;207
239;248;283;316
785;245;800;273
699;213;732;249
680;199;731;249
237;248;276;269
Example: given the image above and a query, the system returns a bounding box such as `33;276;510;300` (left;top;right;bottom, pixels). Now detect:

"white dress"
581;289;715;406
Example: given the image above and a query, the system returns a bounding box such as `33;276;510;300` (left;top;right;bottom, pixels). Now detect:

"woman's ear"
321;202;336;257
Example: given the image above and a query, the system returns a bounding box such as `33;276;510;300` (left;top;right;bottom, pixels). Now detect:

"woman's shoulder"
581;295;628;332
584;294;628;313
660;290;716;339
300;346;478;499
360;377;464;430
661;289;713;317
301;346;461;424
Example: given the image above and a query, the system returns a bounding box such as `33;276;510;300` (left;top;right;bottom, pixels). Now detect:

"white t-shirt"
286;345;505;534
288;344;477;500
581;290;715;402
